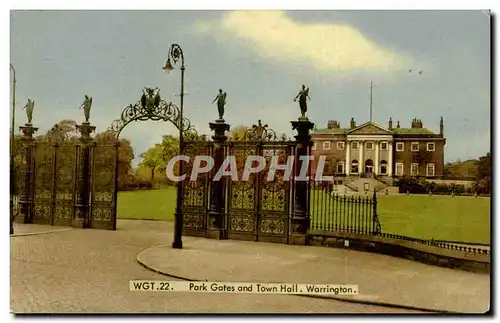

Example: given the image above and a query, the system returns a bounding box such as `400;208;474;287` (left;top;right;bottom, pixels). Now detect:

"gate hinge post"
289;117;315;245
205;119;230;240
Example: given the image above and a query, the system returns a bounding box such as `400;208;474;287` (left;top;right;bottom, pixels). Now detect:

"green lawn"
377;194;490;244
117;188;491;244
117;188;176;221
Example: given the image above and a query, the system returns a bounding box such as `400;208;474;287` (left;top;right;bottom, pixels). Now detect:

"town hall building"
310;117;446;182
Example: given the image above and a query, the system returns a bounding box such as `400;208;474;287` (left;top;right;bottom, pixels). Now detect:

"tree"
444;159;478;177
138;135;180;181
94;130;135;186
139;146;162;181
156;135;180;174
45;119;79;142
476;152;491;194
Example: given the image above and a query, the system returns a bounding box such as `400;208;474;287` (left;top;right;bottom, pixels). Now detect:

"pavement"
137;236;490;313
11;223;74;237
11;220;490;314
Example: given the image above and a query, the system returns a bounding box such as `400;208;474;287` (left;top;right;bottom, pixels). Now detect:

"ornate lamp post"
10;63;16;235
163;44;185;249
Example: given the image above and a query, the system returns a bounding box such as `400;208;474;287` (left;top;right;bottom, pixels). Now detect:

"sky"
10;10;490;165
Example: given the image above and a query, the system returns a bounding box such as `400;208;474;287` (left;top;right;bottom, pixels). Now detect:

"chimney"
397;120;400;128
327;120;340;129
388;117;393;130
411;118;423;129
440;116;444;135
350;118;356;129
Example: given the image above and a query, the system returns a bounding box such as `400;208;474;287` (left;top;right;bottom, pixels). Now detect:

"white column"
374;141;379;175
388;140;393;176
359;140;364;174
345;140;351;175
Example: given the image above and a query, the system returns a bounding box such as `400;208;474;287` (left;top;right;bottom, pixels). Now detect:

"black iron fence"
375;232;490;256
310;181;381;235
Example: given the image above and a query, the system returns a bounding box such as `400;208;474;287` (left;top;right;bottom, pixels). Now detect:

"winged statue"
212;89;227;120
79;95;93;122
23;99;35;124
293;85;311;118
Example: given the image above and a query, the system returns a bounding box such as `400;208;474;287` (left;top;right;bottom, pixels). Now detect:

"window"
337;142;345;150
396;142;404;151
336;162;345;174
395;162;404;176
351;141;359;150
427;142;435;151
323;160;333;175
380;160;388;175
366;142;374;150
380;142;388;150
426;163;435;177
411;142;419;152
411;163;419;176
351;160;359;173
323;141;331;150
312;142;317;150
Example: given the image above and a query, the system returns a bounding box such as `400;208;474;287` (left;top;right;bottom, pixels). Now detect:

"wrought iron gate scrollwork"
89;143;118;230
225;121;296;243
182;141;210;236
53;143;77;226
109;89;197;140
12;139;31;220
228;143;258;238
257;143;293;242
33;142;54;224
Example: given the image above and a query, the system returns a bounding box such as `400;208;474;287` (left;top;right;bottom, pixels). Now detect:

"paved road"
11;220;422;313
138;233;490;313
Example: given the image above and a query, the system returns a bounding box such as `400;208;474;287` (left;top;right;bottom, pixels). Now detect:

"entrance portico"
344;122;393;177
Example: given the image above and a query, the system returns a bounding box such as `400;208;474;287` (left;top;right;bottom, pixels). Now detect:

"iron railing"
310;181;380;234
375;232;490;255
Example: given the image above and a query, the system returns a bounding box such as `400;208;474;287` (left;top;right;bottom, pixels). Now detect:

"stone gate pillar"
15;123;38;224
75;122;96;228
206;119;230;239
290;117;315;245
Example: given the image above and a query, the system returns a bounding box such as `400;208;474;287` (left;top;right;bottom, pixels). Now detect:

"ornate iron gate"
182;141;211;237
88;143;118;230
13;133;118;230
226;141;259;241
181;121;300;243
32;142;53;225
226;140;294;243
52;143;78;226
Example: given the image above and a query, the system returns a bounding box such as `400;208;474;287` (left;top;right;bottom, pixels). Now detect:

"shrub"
396;177;473;196
118;174;153;191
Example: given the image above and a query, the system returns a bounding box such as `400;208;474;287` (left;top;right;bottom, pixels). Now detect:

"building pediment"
347;122;393;135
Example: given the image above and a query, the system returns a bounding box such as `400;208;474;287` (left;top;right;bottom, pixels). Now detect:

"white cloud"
196;11;411;73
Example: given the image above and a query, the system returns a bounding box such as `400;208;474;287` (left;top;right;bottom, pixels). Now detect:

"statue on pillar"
294;85;311;118
23;99;35;124
79;95;93;123
212;89;227;120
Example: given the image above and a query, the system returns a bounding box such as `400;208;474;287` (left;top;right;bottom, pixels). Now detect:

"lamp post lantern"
10;63;16;235
163;44;185;249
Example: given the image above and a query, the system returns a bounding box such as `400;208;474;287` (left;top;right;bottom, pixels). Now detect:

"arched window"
351;159;359;173
380;160;388;175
